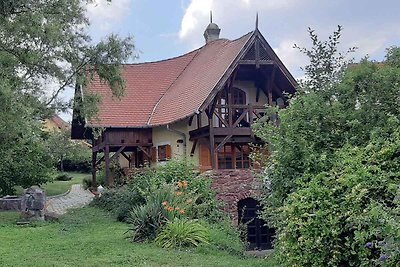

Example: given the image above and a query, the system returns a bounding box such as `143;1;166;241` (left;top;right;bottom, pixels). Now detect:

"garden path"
45;184;94;215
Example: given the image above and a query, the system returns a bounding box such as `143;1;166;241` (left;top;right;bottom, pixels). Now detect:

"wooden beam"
188;116;194;126
197;113;202;128
238;59;274;65
213;127;252;136
91;151;97;188
92;141;105;152
267;66;277;105
121;152;130;162
232;110;248;128
95;155;105;166
137;146;150;158
213;110;228;127
215;134;233;152
109;146;126;162
255;38;260;68
105;144;111;186
190;140;198;156
209;117;216;169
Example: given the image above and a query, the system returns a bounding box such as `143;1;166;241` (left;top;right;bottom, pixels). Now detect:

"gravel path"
45;184;94;215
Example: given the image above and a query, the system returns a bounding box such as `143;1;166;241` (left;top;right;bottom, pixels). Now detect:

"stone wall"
0;196;22;211
206;169;262;224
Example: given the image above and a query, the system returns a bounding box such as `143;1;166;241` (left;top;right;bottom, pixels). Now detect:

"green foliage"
127;185;175;242
55;173;73;181
275;136;400;266
254;26;400;266
128;159;223;221
91;185;144;222
0;207;271;267
155;218;209;249
197;220;246;256
0;0;134;196
45;128;91;172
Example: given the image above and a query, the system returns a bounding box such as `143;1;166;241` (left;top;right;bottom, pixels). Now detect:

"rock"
20;186;46;221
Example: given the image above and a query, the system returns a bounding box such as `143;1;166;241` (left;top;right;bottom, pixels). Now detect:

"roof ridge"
122;47;202;66
146;48;202;126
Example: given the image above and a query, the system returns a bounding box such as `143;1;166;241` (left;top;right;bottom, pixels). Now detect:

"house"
72;17;297;249
43;114;70;132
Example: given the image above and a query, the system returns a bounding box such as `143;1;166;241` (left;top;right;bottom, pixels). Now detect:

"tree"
253;26;400;266
0;0;134;195
45;128;91;172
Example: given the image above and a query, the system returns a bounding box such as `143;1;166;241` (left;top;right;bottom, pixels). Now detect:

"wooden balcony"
190;104;266;141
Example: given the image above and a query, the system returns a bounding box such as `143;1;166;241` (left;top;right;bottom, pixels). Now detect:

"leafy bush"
127;185;176;241
55;173;73;181
253;29;400;266
91;186;144;222
129;159;223;222
274;137;400;266
155;218;209;249
197;220;246;256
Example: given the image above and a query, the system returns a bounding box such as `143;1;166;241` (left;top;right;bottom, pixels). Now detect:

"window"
152;144;171;162
217;143;250;169
215;88;247;127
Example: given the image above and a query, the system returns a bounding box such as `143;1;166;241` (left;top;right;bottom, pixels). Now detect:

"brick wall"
204;169;262;224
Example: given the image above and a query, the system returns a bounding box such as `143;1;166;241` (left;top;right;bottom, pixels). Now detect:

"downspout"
166;124;187;158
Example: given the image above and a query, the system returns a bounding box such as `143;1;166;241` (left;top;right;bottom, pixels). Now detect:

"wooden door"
199;143;212;172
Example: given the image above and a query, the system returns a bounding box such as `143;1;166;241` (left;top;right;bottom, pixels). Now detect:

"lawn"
0;207;279;267
15;172;90;197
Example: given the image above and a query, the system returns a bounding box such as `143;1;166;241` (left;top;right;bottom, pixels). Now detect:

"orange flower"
177;181;183;188
186;198;193;204
182;180;188;187
162;201;168;206
175;207;181;211
179;209;185;214
175;191;183;196
167;206;174;212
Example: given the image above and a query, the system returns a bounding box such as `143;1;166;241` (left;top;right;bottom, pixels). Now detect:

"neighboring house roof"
44;114;70;131
85;30;296;128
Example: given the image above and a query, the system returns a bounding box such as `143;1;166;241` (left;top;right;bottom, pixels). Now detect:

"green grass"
15;172;90;197
0;207;279;267
0;211;20;224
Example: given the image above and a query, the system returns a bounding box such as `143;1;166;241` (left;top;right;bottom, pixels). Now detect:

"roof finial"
210;10;213;23
255;12;259;30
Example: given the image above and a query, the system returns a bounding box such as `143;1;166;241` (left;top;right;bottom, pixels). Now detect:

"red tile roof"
88;33;252;128
49;114;70;129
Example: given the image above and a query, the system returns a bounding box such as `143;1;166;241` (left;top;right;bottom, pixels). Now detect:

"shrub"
197;220;246;256
127;185;176;241
155;218;209;249
273;138;400;266
91;186;144;222
55;173;73;181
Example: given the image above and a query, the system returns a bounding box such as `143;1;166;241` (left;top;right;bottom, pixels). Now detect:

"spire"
255;12;259;30
203;11;221;43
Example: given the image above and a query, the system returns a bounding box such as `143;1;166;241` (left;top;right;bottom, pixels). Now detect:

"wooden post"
209;116;216;169
267;66;276;106
105;144;111;186
91;151;97;189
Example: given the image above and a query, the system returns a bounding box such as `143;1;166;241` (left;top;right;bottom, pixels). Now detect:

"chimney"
204;11;220;43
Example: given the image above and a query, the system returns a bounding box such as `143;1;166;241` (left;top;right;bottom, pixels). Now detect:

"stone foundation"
205;169;262;224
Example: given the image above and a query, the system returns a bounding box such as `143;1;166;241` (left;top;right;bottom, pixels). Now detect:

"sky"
61;0;400;121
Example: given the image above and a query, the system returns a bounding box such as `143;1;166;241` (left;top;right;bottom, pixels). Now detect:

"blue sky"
60;0;400;121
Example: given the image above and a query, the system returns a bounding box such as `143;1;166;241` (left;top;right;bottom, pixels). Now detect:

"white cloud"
87;0;132;32
178;0;400;75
